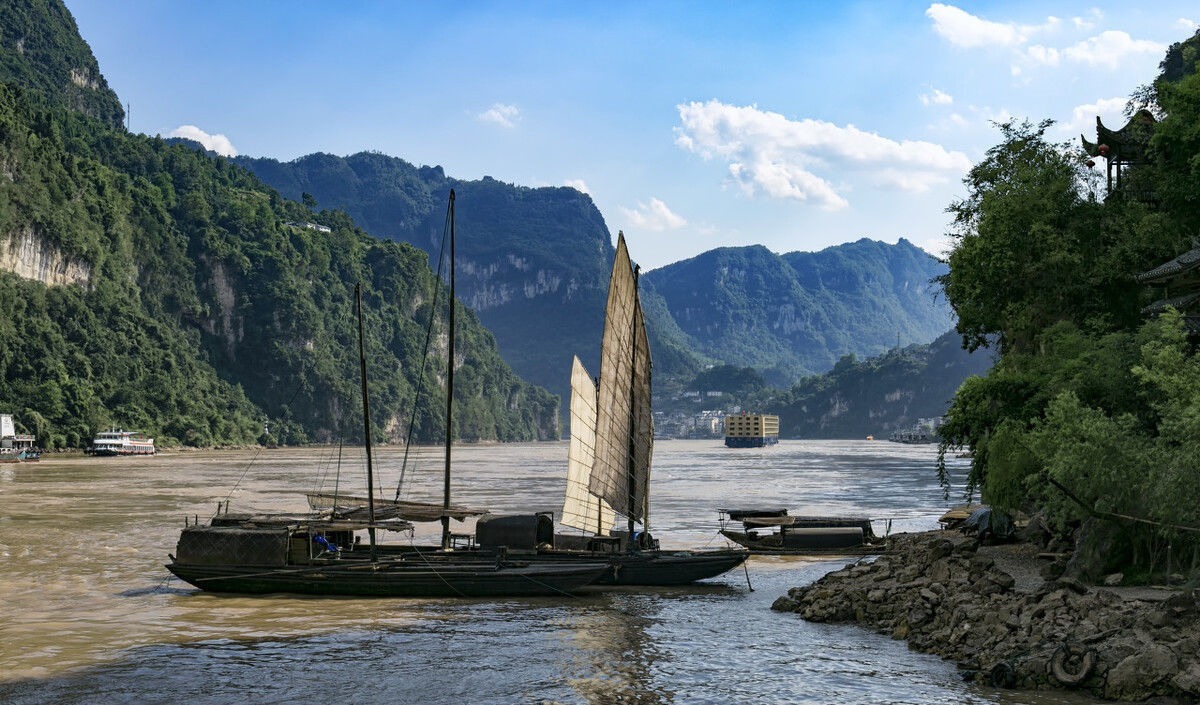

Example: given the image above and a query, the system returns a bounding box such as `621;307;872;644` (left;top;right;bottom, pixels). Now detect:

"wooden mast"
355;282;378;561
627;263;640;545
441;189;456;550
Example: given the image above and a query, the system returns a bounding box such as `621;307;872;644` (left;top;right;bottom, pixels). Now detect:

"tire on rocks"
1050;643;1096;686
989;660;1017;688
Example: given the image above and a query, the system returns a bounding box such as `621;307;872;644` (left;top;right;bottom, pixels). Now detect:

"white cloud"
619;198;686;231
564;179;589;194
675;100;971;211
1062;30;1163;69
926;3;1054;48
1024;44;1060;66
1072;10;1102;32
1178;18;1199;32
1063;96;1128;137
168;125;237;156
477;103;520;128
920;87;954;106
928;5;1161;77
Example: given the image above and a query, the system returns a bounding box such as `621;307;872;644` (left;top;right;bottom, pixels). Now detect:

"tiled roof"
1137;247;1200;283
1141;291;1200;315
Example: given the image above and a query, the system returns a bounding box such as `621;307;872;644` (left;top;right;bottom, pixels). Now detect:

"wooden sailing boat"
542;232;749;584
164;191;607;597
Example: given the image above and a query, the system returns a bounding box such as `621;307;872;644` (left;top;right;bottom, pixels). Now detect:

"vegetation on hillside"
0;0;123;128
234;152;619;401
938;30;1200;582
0;49;557;448
759;331;990;439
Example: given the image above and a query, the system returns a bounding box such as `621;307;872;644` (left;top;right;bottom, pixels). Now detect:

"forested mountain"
234;153;619;401
642;239;952;386
0;0;122;128
0;0;557;448
236;152;955;393
768;331;992;439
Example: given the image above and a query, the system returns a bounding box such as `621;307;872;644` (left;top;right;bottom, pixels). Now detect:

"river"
0;440;1103;704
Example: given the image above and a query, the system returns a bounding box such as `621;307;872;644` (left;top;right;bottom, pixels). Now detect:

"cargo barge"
724;413;780;448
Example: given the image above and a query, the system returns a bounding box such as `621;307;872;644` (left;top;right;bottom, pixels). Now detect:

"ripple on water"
0;443;1104;704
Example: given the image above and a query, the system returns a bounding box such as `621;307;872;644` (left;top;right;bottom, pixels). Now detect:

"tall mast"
355;282;378;561
635;274;651;536
627;263;640;544
441;189;456;550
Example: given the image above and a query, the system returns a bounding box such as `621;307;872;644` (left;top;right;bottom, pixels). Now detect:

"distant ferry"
724;413;780;448
89;429;156;456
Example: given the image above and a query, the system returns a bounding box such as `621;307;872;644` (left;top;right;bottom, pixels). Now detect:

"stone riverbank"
771;531;1200;702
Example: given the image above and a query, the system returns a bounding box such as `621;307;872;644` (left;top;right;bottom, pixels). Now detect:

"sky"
65;2;1198;270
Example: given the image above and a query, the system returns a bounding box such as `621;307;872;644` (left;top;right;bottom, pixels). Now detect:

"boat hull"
166;559;608;598
588;548;749;586
91;446;156;456
724;435;779;448
371;544;750;587
720;528;886;555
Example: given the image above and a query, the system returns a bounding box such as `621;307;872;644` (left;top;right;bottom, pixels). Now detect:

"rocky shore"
771;531;1200;702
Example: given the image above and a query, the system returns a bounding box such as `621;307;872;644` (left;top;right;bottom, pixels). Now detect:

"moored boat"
167;511;605;597
88;429;155;456
718;508;888;555
0;414;39;462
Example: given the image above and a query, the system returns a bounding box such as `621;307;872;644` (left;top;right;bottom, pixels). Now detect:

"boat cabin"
718;508;881;553
176;513;413;567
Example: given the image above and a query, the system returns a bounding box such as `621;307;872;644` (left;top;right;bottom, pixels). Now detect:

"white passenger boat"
88;429;156;456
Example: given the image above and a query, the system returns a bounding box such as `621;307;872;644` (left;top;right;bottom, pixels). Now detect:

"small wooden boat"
717;508;888;555
167;513;606;597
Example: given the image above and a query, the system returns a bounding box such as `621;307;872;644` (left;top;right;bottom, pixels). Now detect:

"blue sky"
66;2;1197;270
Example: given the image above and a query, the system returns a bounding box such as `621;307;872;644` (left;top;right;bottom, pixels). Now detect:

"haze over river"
0;440;1102;704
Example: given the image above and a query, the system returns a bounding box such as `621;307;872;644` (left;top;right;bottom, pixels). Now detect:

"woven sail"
587;234;652;523
561;356;615;533
631;296;654;529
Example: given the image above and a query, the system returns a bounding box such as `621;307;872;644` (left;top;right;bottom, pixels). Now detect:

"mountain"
0;0;556;448
770;330;994;439
234;152;623;401
237;153;955;396
0;0;123;128
642;239;953;386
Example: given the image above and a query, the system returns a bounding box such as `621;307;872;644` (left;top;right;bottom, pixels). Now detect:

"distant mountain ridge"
642;238;952;386
772;330;993;439
239;152;955;395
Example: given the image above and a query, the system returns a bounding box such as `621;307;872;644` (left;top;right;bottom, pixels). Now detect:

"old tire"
989;660;1016;688
1050;643;1096;686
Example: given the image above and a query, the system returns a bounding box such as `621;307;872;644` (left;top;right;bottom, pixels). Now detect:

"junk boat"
718;508;887;554
308;233;748;587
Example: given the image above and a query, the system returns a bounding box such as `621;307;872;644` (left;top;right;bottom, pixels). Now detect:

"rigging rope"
395;197;455;502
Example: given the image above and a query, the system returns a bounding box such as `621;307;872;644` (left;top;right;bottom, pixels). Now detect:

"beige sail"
561;356;615;533
587;233;652;524
631;296;654;530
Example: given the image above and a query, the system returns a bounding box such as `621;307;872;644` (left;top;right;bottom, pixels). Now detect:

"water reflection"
0;442;1107;704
